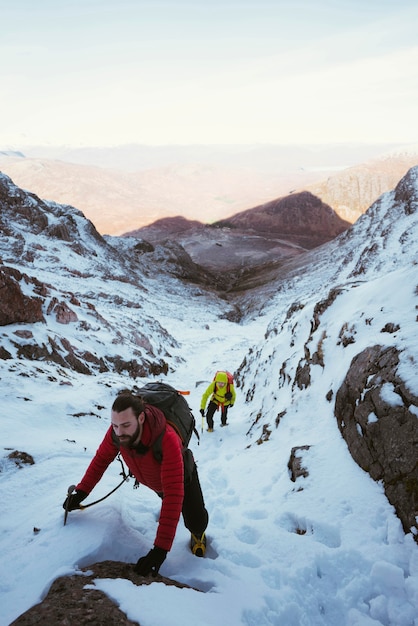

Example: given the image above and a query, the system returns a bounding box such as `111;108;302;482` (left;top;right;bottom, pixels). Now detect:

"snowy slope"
0;169;417;625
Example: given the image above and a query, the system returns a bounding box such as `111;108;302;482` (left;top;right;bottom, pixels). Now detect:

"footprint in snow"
277;512;341;548
235;524;260;545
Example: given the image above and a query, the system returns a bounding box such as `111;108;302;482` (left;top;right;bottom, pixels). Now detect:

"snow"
380;383;404;408
1;170;418;625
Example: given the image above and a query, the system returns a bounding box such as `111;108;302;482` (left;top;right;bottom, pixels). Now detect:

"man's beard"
117;422;141;448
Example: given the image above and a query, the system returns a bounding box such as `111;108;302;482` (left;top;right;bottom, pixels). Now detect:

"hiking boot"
221;422;228;427
207;428;214;432
191;533;206;557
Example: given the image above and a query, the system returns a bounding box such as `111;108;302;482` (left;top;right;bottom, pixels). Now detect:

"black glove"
229;404;234;408
225;391;233;401
134;546;167;577
62;489;88;511
200;409;205;416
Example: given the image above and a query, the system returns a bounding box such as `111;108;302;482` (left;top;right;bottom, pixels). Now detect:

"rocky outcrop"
46;298;79;324
335;345;418;540
288;446;311;483
0;172;105;247
147;240;230;289
305;153;418;223
0;174;177;377
10;560;199;625
0;174;48;233
0;267;45;325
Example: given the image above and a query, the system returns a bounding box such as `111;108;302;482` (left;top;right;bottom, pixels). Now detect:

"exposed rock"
46;298;79;324
134;239;154;253
311;288;344;334
44;221;72;241
288;446;311;482
255;424;272;445
13;330;34;339
0;174;48;233
335;345;418;540
109;355;169;379
305;153;418;223
0;346;12;359
381;322;401;334
392;163;418;212
10;560;199;625
0;267;45;325
7;450;35;467
150;240;228;289
294;359;311;390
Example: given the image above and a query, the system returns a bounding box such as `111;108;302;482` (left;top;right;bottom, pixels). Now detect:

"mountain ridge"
124;191;351;272
1;143;417;236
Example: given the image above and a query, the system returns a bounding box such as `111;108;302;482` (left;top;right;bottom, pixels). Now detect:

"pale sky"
2;0;418;148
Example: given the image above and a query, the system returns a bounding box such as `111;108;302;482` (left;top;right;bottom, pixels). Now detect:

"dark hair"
112;390;145;417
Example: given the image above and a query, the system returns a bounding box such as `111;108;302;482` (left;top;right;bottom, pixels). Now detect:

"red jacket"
76;405;184;552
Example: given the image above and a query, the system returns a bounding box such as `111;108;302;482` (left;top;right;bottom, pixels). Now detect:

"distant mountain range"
0;143;417;238
126;191;350;271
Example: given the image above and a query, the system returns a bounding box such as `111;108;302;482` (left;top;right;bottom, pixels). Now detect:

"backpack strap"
151;425;199;462
151;429;165;464
152;430;195;485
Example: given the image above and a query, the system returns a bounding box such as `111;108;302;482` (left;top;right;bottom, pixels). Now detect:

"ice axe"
63;454;129;524
63;484;76;526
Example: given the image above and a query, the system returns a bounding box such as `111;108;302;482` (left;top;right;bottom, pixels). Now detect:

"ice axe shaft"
63;484;76;526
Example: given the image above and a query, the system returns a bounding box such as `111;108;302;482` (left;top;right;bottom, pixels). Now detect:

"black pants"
182;457;209;537
206;401;228;429
158;452;208;538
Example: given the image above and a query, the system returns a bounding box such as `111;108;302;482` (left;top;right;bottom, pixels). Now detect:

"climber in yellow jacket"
200;371;236;432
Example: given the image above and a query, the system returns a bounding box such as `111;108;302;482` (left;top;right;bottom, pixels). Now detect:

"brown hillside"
125;215;204;241
213;191;351;249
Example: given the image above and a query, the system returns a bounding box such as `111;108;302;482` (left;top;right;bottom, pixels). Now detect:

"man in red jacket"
63;391;209;576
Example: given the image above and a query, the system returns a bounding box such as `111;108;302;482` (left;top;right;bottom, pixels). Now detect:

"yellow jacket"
200;372;236;410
